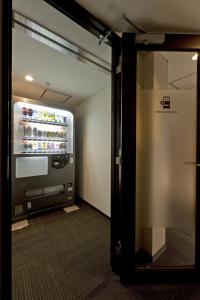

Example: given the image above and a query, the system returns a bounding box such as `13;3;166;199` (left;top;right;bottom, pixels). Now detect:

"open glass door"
120;33;200;282
135;50;197;268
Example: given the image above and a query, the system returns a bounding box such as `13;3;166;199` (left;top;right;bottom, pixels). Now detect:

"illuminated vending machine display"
12;100;75;221
13;102;73;155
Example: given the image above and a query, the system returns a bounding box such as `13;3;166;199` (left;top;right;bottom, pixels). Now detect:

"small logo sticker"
160;96;170;109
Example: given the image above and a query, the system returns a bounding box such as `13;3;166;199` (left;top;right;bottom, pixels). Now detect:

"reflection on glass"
135;51;197;267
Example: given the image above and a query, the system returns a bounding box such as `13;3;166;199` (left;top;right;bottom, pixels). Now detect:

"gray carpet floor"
12;202;200;299
154;227;195;266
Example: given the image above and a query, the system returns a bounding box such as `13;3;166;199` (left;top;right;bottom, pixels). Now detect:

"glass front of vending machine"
12;96;75;221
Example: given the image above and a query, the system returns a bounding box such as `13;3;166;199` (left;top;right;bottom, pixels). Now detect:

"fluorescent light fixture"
25;75;34;81
192;53;198;60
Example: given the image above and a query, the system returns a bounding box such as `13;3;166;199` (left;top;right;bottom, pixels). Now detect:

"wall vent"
40;88;71;103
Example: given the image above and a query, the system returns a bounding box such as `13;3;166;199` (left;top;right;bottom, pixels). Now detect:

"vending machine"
12;96;75;221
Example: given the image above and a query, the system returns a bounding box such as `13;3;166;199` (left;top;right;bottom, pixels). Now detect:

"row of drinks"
22;141;67;153
21;125;67;140
22;107;67;124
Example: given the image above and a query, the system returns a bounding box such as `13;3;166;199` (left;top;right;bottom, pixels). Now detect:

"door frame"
120;32;200;282
1;1;122;298
1;0;12;299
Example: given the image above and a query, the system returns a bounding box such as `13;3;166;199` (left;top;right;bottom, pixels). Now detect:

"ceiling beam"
44;0;120;46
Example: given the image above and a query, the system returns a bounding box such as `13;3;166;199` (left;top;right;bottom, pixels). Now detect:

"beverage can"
51;113;55;122
42;142;46;151
47;142;51;151
47;113;51;122
23;142;28;152
33;142;38;151
22;107;27;117
58;115;62;123
59;131;64;139
51;143;55;151
38;142;42;151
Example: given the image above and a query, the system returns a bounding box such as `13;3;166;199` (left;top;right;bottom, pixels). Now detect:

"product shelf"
19;118;68;126
21;137;68;142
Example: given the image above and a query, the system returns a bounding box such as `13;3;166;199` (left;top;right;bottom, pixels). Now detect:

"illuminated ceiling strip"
12;11;111;75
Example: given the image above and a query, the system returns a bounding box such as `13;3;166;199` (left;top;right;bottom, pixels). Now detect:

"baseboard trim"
75;195;110;219
135;244;166;264
152;244;166;262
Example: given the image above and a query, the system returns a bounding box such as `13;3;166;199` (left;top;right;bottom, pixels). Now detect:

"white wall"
75;85;111;216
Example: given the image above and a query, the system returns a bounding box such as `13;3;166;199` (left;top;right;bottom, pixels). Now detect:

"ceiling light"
25;74;34;81
192;54;198;60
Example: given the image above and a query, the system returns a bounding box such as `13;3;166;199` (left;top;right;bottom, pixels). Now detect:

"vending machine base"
12;153;75;222
13;195;74;222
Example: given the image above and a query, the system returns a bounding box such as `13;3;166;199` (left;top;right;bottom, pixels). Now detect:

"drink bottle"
24;125;29;137
47;131;51;138
51;131;55;138
51;142;55;152
38;142;42;152
37;130;42;138
33;127;37;137
42;130;47;138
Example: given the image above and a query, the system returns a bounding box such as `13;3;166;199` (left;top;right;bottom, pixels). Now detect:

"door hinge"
115;149;122;165
115;241;121;256
115;156;121;165
116;64;121;74
7;156;9;179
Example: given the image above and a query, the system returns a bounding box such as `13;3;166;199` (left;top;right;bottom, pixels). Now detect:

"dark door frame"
120;32;200;283
1;1;122;299
1;1;12;299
